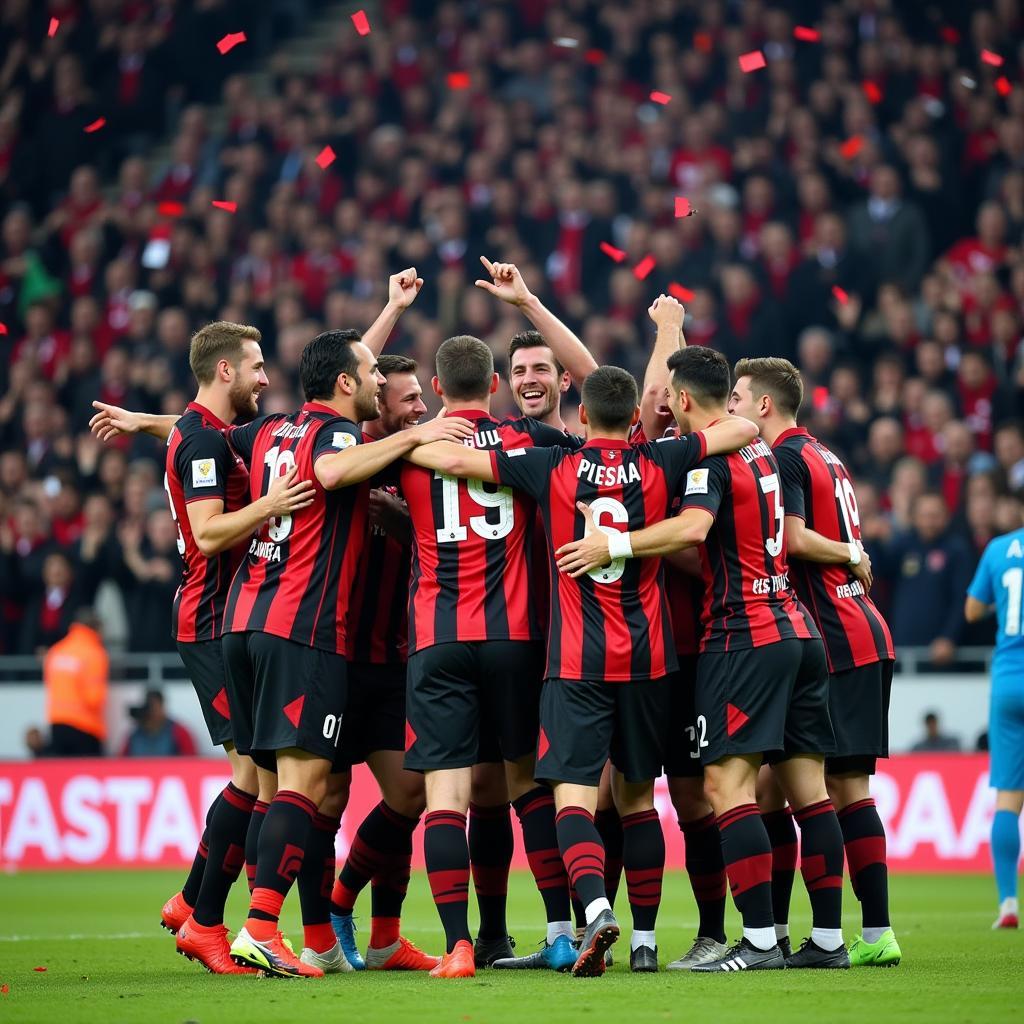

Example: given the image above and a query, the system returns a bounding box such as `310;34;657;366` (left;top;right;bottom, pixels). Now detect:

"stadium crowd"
1;0;1023;660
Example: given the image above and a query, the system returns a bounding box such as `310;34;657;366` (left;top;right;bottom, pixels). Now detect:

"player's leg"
992;789;1023;928
596;763;624;911
245;767;277;892
758;765;797;955
989;684;1024;927
468;759;515;963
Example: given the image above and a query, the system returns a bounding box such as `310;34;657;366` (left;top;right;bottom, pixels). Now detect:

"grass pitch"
0;868;1018;1024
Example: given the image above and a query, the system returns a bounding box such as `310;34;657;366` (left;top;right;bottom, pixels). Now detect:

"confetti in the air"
793;26;820;43
839;135;864;159
83;118;106;133
599;242;627;263
981;49;1004;67
941;27;961;45
633;255;657;281
813;386;830;409
554;37;579;48
863;81;883;104
674;196;694;218
739;50;766;73
351;10;370;36
315;146;337;169
216;32;247;55
668;283;695;302
832;285;850;305
649;90;672;104
32;967;46;973
157;201;184;217
447;71;470;89
48;17;59;37
996;76;1013;96
0;323;7;335
584;49;605;65
1;984;8;996
211;200;238;212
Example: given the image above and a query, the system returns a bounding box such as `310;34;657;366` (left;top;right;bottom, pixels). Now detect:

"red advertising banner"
0;755;1000;871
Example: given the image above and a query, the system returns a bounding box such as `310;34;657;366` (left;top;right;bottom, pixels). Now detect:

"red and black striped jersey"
165;402;250;643
680;438;819;652
773;427;895;671
346;447;410;665
664;560;704;656
401;410;577;653
223;403;368;653
491;432;708;682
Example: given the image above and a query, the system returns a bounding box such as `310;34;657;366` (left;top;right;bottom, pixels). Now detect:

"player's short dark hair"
300;328;362;401
507;330;564;376
734;356;804;417
668;347;731;405
581;366;638;432
435;335;494;400
378;353;418;378
189;321;262;385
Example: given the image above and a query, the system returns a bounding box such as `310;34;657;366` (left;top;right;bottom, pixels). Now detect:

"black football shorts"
663;656;705;778
696;637;834;766
333;660;407;770
825;659;894;776
404;640;543;771
177;639;234;747
535;675;668;787
222;631;348;771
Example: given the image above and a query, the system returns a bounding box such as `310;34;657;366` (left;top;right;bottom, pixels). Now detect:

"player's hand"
410;416;476;445
555;502;613;577
388;267;424;310
262;465;316;517
648;293;685;331
849;543;873;590
474;256;532;307
89;400;142;441
369;488;409;535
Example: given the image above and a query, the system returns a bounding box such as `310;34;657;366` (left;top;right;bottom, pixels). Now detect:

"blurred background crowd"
1;0;1022;673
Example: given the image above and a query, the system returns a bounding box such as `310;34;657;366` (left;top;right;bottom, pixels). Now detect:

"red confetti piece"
48;17;59;37
739;50;766;73
668;283;695;302
839;135;864;159
83;118;105;133
447;71;470;90
315;146;336;169
862;81;883;104
832;285;850;305
33;967;46;973
599;241;627;263
674;196;692;218
813;386;830;410
216;32;247;55
649;90;671;105
693;32;713;54
981;49;1004;67
157;201;184;217
996;76;1013;96
940;27;960;45
211;200;238;213
0;323;7;335
351;10;370;36
633;255;657;281
584;49;605;65
793;26;820;43
1;984;8;995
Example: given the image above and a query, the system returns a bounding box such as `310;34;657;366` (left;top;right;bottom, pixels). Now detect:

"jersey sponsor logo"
576;458;641;486
738;439;773;463
332;430;357;449
685;468;709;495
191;459;217;487
835;580;866;599
752;572;790;595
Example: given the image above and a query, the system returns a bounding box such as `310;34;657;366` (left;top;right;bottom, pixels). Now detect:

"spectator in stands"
116;507;180;652
120;689;197;757
18;550;85;655
39;607;108;756
910;712;963;753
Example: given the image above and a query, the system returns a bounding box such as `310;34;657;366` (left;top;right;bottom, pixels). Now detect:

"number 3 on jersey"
759;473;785;558
263;446;296;542
434;472;514;542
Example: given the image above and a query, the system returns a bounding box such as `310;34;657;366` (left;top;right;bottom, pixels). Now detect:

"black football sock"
555;807;607;914
621;809;664;933
680;813;727;943
191;782;255;927
468;802;513;939
838;798;890;930
181;791;221;906
717;803;774;947
332;801;416;916
366;803;419;921
244;799;269;893
425;810;472;953
595;806;624;908
245;790;317;941
762;808;798;935
512;787;571;925
794;800;845;946
298;812;341;953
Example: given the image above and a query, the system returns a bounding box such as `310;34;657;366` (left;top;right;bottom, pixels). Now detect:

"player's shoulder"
987;528;1024;561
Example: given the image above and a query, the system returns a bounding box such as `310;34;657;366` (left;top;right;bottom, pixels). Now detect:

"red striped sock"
621;808;664;932
794;799;844;931
513;788;570;925
424;810;471;953
717;803;773;929
555;806;606;908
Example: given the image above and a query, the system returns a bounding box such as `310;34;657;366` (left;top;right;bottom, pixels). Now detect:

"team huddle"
89;258;901;979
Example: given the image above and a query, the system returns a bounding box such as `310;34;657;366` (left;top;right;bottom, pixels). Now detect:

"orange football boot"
365;936;441;971
160;891;193;935
429;939;476;978
176;917;259;975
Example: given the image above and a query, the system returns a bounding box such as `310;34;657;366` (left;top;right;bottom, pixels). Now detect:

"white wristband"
608;531;634;561
847;542;861;567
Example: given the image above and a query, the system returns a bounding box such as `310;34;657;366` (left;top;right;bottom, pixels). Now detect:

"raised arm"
404;440;497;483
785;515;872;588
362;267;424;356
640;294;685;440
475;257;597;387
90;401;179;442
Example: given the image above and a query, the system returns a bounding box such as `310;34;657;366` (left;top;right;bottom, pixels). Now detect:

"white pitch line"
0;931;164;942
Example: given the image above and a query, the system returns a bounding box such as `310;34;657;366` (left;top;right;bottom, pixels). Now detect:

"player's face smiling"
728;377;758;420
352;343;387;421
229;340;269;418
379;372;427;434
510;348;563;418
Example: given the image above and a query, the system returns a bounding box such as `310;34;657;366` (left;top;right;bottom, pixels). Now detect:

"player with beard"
89;322;315;973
